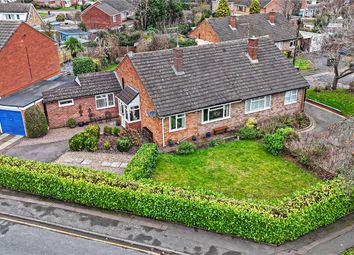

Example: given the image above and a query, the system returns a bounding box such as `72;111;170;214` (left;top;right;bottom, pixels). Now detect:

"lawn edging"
0;155;352;245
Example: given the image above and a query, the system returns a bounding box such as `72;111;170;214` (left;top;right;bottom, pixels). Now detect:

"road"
0;218;152;255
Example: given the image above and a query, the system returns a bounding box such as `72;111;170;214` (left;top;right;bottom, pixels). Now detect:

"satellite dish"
148;111;158;118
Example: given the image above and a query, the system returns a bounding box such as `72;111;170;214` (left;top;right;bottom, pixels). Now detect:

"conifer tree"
215;0;231;17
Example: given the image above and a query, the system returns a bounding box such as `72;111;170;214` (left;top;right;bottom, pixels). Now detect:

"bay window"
118;99;140;123
202;104;230;123
169;113;186;132
245;96;271;113
95;93;115;109
284;90;298;105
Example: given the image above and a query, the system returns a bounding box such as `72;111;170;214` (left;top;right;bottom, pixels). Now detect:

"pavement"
0;134;23;152
0;189;353;255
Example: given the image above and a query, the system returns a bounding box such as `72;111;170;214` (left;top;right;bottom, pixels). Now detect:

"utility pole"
292;18;302;67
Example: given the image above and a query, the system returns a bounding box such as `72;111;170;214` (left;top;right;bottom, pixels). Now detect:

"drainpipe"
161;117;165;147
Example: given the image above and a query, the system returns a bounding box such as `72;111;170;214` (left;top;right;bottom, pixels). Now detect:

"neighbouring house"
299;0;322;17
299;30;323;52
116;37;309;147
0;21;61;98
43;72;122;128
58;28;90;45
0;76;74;136
33;0;82;8
211;0;285;15
81;0;134;30
189;13;299;55
0;3;43;27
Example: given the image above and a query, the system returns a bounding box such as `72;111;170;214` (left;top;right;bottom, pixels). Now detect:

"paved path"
304;102;346;133
0;135;23;152
0;189;353;255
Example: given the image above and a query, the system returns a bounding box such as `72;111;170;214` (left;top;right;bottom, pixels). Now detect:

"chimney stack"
248;36;259;62
173;48;184;74
229;15;236;29
269;11;276;24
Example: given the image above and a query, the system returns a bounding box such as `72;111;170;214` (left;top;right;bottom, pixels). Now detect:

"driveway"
3;140;68;162
304;101;346;133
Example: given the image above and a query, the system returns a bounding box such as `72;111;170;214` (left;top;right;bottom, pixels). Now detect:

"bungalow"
189;13;299;55
211;0;285;15
115;37;309;147
81;0;134;30
0;3;43;27
43;72;122;128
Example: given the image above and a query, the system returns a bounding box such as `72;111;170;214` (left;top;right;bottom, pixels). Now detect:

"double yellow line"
0;215;160;255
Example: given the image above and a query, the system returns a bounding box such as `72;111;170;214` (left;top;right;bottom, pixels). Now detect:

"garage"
0;109;26;136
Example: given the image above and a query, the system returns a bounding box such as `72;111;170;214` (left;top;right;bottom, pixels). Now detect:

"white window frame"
95;93;115;110
201;104;231;124
113;15;116;22
169;113;186;132
289;40;296;48
118;99;141;123
245;95;271;114
128;105;140;123
284;90;298;105
58;99;74;107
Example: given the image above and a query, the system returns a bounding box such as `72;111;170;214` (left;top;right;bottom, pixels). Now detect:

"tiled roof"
208;13;298;42
43;72;122;102
129;37;309;117
232;0;271;7
0;3;32;13
117;85;139;104
0;20;20;49
97;0;134;15
96;3;120;16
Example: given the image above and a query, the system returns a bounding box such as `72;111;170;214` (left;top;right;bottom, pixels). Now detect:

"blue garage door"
0;109;26;136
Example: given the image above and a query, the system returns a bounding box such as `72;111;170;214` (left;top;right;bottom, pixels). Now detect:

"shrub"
177;141;197;155
66;118;76;128
215;0;231;17
209;140;218;147
104;126;113;135
236;127;260;140
263;127;294;155
124;143;159;180
103;140;111;150
56;13;65;22
245;117;257;128
0;155;352;245
73;57;96;75
112;127;121;136
84;136;98;152
85;125;100;138
69;133;86;151
116;137;133;152
24;105;48;138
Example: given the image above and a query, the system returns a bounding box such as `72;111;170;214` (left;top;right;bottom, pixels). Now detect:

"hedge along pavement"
0;153;352;245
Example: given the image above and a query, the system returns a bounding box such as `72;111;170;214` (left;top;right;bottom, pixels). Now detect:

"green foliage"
103;140;111;150
64;37;84;58
84;136;98;152
85;125;100;138
78;22;87;32
104;126;113;135
116;137;133;152
69;133;86;151
116;31;142;46
112;127;121;136
178;38;197;47
124;143;159;180
177;141;197;155
209;140;218;147
24;106;48;138
72;57;96;75
236;127;260;140
215;0;231;17
249;0;261;14
263;127;294;155
66;118;76;127
56;13;65;22
0;155;351;245
245;117;257;128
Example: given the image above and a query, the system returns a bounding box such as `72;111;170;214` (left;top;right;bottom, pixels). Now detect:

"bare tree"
321;2;354;90
280;0;295;20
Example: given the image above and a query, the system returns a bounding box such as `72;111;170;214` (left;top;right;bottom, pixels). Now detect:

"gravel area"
55;151;133;174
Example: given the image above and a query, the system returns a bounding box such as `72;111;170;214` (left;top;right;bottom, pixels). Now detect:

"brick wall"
189;20;221;43
265;0;284;13
45;93;119;128
27;6;44;27
81;5;122;30
0;23;60;98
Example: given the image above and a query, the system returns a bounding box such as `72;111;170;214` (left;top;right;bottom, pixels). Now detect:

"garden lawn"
294;57;315;71
307;88;354;116
39;12;48;17
153;140;319;200
103;63;119;71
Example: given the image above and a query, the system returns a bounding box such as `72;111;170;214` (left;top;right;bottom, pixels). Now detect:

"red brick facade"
117;56;306;147
0;23;60;98
189;19;221;43
81;4;123;30
45;93;119;128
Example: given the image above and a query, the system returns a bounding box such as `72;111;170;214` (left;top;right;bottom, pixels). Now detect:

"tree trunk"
331;60;340;90
332;76;339;90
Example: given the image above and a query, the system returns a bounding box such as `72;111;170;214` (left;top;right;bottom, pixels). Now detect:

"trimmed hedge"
0;155;352;244
124;143;159;180
73;57;96;75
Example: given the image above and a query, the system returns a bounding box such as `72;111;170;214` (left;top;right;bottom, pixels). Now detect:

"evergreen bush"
24;105;48;138
73;57;96;75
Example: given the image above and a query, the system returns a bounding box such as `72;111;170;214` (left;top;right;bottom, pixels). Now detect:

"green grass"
307;88;354;116
39;12;48;17
103;63;118;71
153;140;319;200
56;6;80;11
294;57;315;71
341;248;354;255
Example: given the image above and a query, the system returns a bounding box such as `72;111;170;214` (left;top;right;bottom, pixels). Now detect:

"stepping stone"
120;162;128;168
111;162;122;168
81;159;92;165
101;161;112;167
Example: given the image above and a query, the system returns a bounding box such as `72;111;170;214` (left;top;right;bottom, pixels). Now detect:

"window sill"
245;107;271;114
96;105;115;110
126;119;141;123
284;101;297;105
169;127;186;133
201;116;231;125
